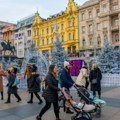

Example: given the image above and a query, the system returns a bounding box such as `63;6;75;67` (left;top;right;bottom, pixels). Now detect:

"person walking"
27;64;43;104
36;65;61;120
76;65;89;88
89;64;102;99
24;64;32;91
5;67;21;104
60;61;75;114
0;64;6;100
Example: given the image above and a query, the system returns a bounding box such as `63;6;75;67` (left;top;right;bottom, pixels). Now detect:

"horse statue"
1;40;16;55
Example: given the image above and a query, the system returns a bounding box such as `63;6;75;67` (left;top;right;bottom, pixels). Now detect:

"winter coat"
42;72;60;102
60;68;74;90
29;73;40;93
7;73;18;94
89;68;102;91
76;68;88;87
0;70;6;92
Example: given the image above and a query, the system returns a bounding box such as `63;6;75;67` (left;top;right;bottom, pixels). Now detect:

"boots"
27;100;33;104
56;118;61;120
38;99;43;104
1;92;3;100
36;115;41;120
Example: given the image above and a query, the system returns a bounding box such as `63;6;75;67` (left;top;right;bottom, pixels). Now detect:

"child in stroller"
60;87;95;120
74;85;106;117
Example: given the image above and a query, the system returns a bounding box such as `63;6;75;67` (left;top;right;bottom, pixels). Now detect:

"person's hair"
32;64;37;72
82;65;88;70
92;63;98;70
48;65;57;80
0;64;3;69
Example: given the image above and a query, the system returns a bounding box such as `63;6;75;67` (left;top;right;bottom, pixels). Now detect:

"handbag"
12;79;20;87
92;78;97;84
92;72;98;84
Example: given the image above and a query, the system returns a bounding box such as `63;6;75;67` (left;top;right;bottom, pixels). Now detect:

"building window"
72;22;74;27
111;1;119;11
42;40;44;45
68;21;71;27
61;35;64;42
47;39;49;44
51;27;54;33
96;9;100;16
82;26;85;34
73;33;75;40
103;4;107;13
97;36;101;47
27;30;31;37
88;11;92;18
89;24;93;32
51;38;54;43
112;18;119;27
97;23;101;31
82;13;85;20
82;39;86;47
61;24;64;30
89;37;93;46
42;29;44;35
115;34;119;42
103;21;107;28
68;47;71;54
46;28;49;34
69;33;71;40
72;46;76;53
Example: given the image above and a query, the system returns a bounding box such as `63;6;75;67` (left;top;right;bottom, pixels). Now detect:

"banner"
70;59;86;76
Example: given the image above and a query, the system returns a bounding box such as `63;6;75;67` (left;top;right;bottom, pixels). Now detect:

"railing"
102;74;120;87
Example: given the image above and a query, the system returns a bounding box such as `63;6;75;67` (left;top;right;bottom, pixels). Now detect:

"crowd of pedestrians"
0;61;102;120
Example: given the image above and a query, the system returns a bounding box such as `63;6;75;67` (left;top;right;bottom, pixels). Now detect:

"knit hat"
64;61;70;68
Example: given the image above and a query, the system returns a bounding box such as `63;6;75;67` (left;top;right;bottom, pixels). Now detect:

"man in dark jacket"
60;61;75;114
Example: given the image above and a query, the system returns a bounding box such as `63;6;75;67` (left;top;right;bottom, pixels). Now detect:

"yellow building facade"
32;0;79;58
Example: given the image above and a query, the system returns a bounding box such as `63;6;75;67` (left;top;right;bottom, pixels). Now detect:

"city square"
0;0;120;120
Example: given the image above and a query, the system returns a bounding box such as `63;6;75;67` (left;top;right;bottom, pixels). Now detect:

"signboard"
70;59;86;76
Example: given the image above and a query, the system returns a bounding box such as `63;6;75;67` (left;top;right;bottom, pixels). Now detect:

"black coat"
42;73;60;102
8;73;17;94
89;68;102;91
29;73;40;93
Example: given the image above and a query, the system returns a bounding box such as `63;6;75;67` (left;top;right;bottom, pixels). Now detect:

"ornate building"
79;0;120;56
32;0;79;58
14;15;35;58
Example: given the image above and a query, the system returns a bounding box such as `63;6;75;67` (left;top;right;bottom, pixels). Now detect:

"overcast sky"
0;0;88;24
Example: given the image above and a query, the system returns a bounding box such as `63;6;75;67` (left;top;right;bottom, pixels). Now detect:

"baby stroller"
74;85;106;117
59;88;95;120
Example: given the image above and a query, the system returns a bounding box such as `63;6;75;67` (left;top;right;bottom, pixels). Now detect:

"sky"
0;0;88;24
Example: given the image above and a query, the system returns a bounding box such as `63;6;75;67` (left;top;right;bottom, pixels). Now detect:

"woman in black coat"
89;64;102;99
36;65;61;120
5;67;21;103
27;64;43;104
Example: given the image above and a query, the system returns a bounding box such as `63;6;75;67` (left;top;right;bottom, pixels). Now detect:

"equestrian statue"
1;40;16;55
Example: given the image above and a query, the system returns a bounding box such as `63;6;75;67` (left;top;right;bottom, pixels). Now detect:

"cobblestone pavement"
0;87;120;120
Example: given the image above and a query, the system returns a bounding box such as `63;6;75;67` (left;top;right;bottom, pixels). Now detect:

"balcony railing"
111;25;119;31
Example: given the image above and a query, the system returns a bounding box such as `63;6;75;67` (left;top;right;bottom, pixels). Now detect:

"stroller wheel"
96;108;101;118
71;116;75;120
